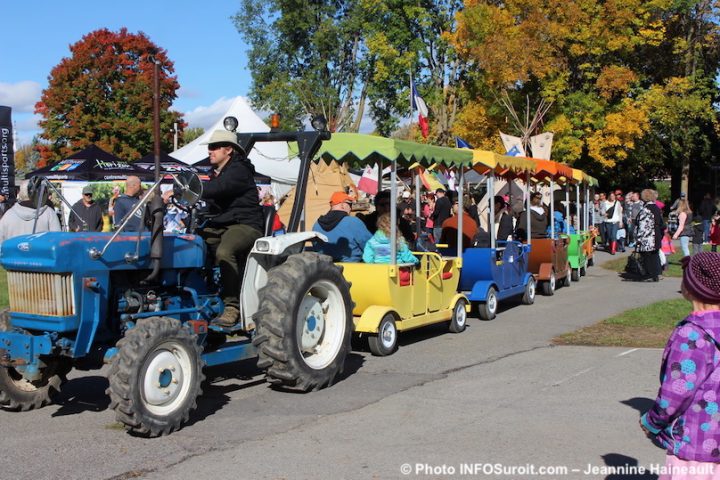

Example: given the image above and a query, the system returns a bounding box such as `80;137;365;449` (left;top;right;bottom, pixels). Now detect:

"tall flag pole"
410;74;429;139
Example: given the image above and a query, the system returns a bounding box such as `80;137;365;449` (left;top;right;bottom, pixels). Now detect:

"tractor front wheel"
253;253;353;391
107;317;204;437
0;310;70;411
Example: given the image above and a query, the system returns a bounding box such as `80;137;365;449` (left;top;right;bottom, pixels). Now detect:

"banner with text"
0;106;16;199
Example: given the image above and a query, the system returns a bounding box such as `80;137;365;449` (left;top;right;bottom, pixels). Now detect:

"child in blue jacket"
363;213;419;265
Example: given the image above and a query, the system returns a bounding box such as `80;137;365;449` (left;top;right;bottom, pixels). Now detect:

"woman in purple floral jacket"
641;252;720;479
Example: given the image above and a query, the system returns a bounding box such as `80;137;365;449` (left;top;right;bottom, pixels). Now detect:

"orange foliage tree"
35;28;185;164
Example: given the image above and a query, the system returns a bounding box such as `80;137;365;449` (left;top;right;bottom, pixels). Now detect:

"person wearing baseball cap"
312;191;372;262
68;185;103;232
641;252;720;470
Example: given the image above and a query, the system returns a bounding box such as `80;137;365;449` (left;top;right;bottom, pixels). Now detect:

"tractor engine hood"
1;232;205;273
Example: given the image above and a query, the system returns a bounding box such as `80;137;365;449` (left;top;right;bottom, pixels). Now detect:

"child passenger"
363;213;419;265
640;252;720;479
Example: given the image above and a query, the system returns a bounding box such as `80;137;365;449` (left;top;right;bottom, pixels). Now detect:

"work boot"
213;305;239;327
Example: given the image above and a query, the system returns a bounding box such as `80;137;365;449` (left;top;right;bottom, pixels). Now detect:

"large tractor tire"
252;252;353;391
107;317;204;437
0;310;70;411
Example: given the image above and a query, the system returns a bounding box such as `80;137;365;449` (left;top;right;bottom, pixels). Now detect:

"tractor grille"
7;272;75;316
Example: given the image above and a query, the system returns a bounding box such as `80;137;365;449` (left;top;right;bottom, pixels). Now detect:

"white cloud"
0;81;43;113
183;97;238;130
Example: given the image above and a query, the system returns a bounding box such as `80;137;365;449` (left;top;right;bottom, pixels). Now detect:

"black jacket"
202;155;264;232
68;200;103;232
515;209;549;241
432;196;452;226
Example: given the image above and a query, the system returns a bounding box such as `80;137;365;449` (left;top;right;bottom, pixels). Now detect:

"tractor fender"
522;272;535;287
354;306;398;334
467;281;498;303
251;231;328;256
537;263;554;281
241;232;329;329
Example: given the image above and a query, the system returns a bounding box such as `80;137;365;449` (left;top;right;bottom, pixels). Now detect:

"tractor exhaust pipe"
143;58;163;284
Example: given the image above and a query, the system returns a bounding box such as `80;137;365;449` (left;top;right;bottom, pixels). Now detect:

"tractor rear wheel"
107;317;204;437
253;253;353;391
0;310;70;411
541;273;556;296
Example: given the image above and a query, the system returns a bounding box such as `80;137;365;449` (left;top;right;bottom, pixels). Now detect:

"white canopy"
172;96;299;199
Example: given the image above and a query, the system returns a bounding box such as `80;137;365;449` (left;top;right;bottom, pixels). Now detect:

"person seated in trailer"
492;195;515;242
363;213;419;265
439;199;479;250
431;187;453;242
515;192;548;241
545;202;575;238
313;191;372;263
358;190;415;245
68;185;104;232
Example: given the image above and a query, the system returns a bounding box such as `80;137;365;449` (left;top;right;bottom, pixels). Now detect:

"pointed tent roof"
171;97;299;185
135;151;198;178
28;144;154;181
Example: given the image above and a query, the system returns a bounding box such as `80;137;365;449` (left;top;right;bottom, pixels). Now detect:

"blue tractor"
0;127;354;436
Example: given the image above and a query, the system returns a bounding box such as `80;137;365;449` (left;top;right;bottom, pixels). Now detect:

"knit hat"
682;253;720;304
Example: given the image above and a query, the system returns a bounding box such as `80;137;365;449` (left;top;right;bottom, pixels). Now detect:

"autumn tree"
452;0;720;189
182;127;204;146
35;28;185;164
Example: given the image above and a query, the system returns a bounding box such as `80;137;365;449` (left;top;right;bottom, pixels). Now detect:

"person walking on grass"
641;252;720;479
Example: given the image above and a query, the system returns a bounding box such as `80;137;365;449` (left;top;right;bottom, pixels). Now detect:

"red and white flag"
411;77;429;138
357;164;379;195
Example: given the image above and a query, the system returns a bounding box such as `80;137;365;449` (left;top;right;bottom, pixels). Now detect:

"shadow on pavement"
621;397;655;415
52;375;110;416
601;453;658;479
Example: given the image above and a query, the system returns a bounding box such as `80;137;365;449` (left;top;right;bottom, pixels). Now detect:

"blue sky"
0;1;254;146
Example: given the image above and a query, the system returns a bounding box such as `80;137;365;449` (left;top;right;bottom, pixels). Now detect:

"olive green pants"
201;224;262;309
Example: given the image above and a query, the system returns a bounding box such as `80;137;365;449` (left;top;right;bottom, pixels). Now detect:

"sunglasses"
208;144;225;151
84;193;93;196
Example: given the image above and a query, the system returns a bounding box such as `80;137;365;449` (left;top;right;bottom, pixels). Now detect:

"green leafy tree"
35;28;186;164
182;127;204;146
234;0;369;132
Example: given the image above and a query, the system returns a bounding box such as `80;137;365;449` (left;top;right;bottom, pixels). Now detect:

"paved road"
1;250;682;480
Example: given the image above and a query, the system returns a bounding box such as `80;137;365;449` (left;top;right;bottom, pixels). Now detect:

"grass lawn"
553;298;692;348
601;244;714;278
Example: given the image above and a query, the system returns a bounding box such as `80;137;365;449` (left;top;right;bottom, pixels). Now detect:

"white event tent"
172;97;300;200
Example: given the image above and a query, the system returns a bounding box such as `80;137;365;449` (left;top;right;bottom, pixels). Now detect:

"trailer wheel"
580;266;587;277
253;253;352;391
563;266;572;287
587;256;594;267
448;299;467;333
521;277;536;305
571;268;580;282
477;288;498;321
541;273;556;296
107;317;204;437
0;310;70;411
368;314;398;356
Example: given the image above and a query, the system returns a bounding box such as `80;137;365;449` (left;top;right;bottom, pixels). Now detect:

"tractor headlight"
255;240;270;252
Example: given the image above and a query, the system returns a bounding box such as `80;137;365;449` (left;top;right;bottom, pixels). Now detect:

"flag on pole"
357;164;379;195
410;76;429;138
455;136;473;149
